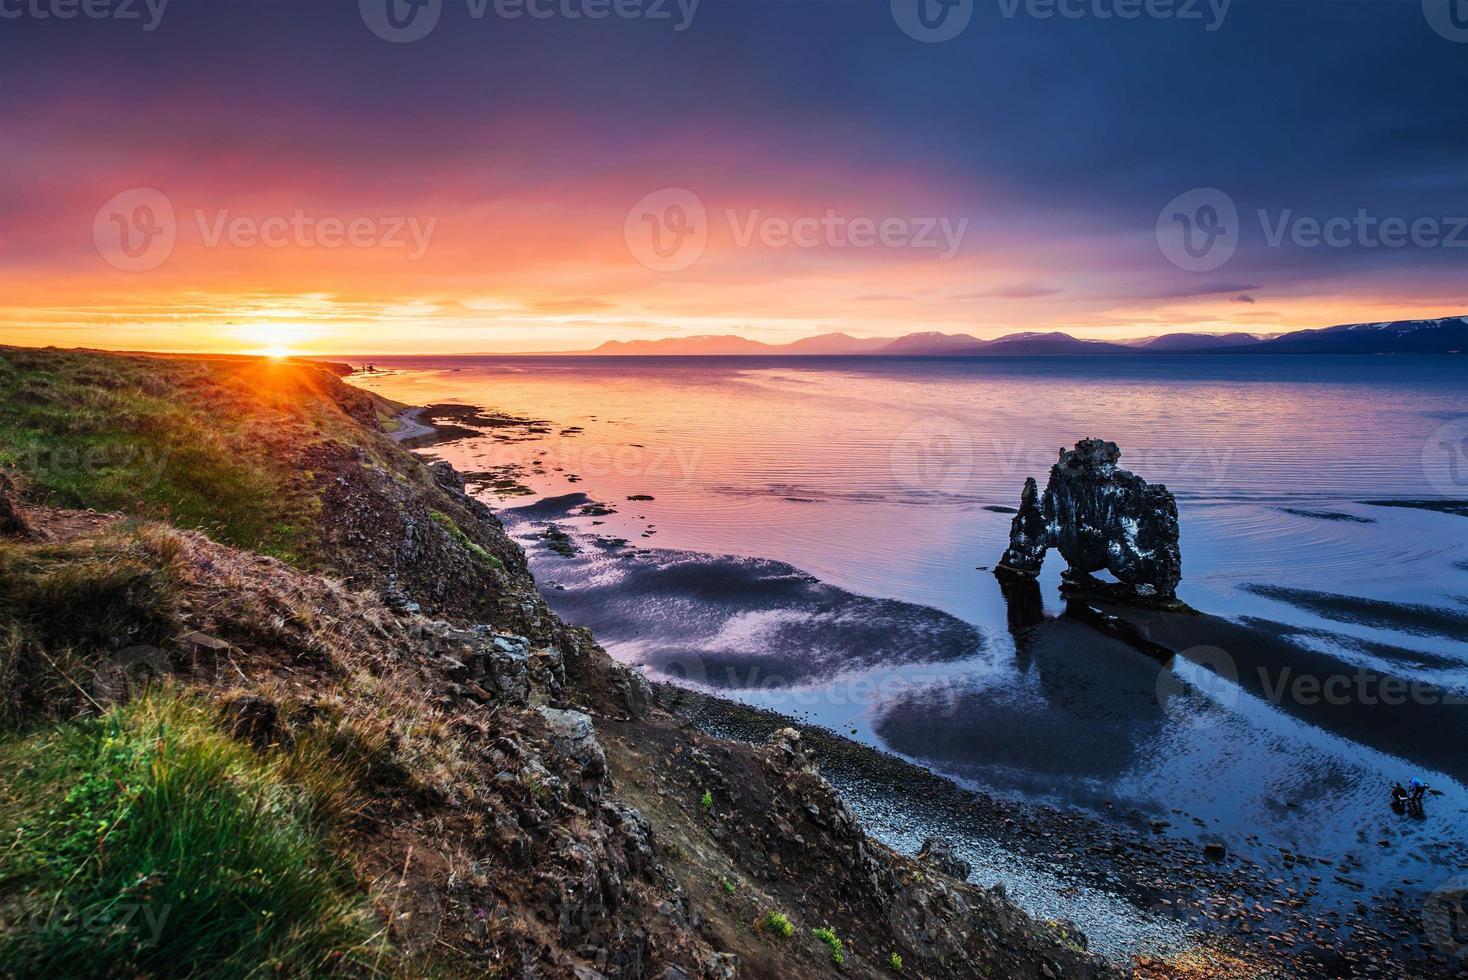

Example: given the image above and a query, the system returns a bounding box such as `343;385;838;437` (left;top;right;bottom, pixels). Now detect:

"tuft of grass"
0;532;182;729
719;877;736;895
812;926;844;966
0;693;380;976
429;511;503;570
889;951;903;972
700;789;713;810
758;910;793;939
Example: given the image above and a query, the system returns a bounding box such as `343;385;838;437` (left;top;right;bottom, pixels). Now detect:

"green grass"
0;693;379;976
758;909;793;939
0;348;393;561
700;789;713;810
812;926;844;966
889;951;903;972
0;531;182;730
428;511;503;570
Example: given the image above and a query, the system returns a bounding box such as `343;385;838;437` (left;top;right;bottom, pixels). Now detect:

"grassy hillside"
0;348;400;562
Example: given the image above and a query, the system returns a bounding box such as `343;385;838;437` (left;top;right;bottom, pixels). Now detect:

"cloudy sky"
1;0;1463;353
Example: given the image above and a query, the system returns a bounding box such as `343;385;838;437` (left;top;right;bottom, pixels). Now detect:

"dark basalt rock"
996;439;1181;603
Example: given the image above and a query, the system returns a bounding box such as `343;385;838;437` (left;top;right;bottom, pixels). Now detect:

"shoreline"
365;384;1466;978
661;685;1446;977
387;406;436;443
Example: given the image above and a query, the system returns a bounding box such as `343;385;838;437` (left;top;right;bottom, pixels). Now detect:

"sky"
0;0;1464;354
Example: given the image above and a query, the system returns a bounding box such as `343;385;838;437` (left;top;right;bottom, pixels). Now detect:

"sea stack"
996;438;1181;602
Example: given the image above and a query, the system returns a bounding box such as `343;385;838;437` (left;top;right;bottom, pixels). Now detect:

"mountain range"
570;316;1466;357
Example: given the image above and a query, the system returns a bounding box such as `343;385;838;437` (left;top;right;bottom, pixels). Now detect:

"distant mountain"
590;335;774;355
1206;316;1466;355
587;332;895;355
564;315;1465;356
1136;332;1264;351
783;332;896;354
980;332;1137;355
877;331;1137;356
873;332;984;355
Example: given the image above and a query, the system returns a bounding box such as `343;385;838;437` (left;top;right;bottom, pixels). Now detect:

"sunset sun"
241;324;308;359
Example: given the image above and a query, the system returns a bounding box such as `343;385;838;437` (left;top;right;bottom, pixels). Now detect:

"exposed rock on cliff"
997;438;1182;602
0;473;27;538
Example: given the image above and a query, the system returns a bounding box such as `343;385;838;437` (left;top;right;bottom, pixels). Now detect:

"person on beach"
1409;778;1428;811
1391;782;1409;811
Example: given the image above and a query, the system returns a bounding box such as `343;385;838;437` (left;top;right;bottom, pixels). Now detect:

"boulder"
917;837;973;881
538;706;607;779
996;439;1181;602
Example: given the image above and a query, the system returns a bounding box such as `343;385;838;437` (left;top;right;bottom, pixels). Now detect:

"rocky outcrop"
997;439;1181;602
0;472;29;538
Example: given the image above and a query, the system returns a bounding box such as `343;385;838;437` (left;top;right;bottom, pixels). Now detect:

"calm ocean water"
357;354;1468;928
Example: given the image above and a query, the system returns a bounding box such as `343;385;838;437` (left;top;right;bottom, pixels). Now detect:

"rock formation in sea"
996;438;1181;602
